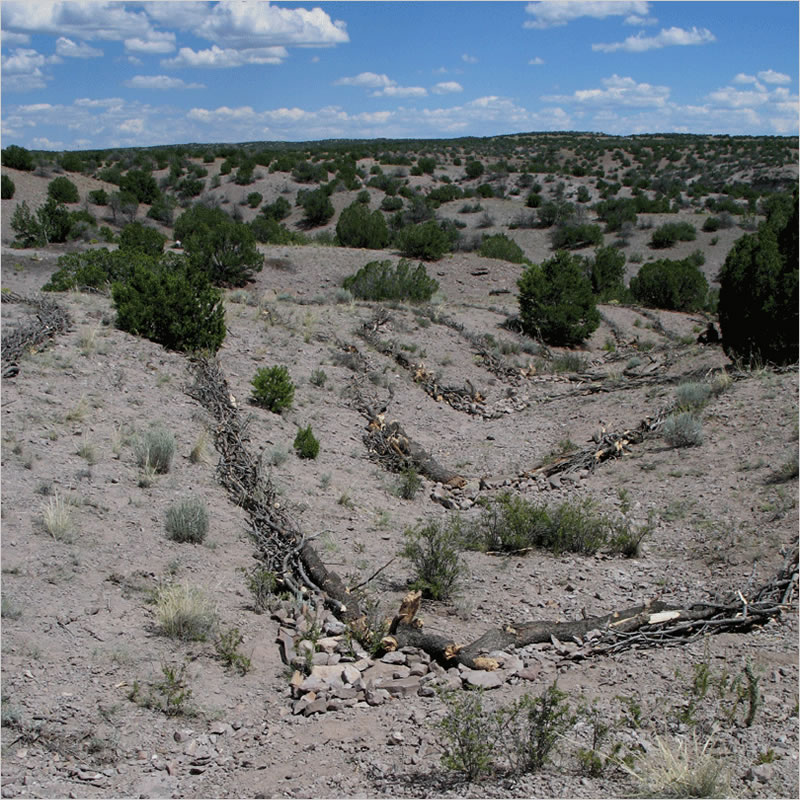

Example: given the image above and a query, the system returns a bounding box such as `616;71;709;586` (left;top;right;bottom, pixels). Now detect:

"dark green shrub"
401;519;467;600
43;248;131;291
342;258;438;302
436;689;499;781
246;192;263;208
649;221;697;249
88;188;108;205
380;196;403;212
251;366;295;413
2;145;34;171
47;176;80;204
396;467;422;500
476;183;495;198
260;196;291;221
249;216;307;245
465;160;484;179
718;191;797;365
508;684;574;773
300;188;334;227
119;221;166;257
590;245;626;297
550;223;603;250
119;169;159;204
395;220;450;260
702;216;721;233
518;251;600;346
427;184;464;205
417;156;436;175
1;175;15;199
526;192;543;208
293;424;320;460
11;198;74;246
165;497;209;544
112;255;226;353
234;164;254;185
336;202;389;249
629;257;708;311
146;193;176;225
356;189;370;204
184;218;263;287
478;233;527;264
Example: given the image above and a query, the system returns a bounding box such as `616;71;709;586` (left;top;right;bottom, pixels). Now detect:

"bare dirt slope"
1;238;797;799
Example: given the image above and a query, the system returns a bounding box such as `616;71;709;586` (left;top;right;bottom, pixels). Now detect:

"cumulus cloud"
758;69;791;85
2;30;30;46
55;37;103;58
1;48;54;91
124;75;205;90
162;44;287;68
624;14;658;26
335;72;395;89
528;57;544;66
543;74;671;108
592;26;715;53
462;53;478;63
524;1;650;29
125;32;176;54
432;82;463;94
192;0;349;48
374;86;427;98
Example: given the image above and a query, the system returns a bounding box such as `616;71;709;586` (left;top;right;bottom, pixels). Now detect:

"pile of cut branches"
1;291;71;372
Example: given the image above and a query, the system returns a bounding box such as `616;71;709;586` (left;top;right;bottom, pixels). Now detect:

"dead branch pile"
186;355;360;620
1;291;71;370
357;311;484;415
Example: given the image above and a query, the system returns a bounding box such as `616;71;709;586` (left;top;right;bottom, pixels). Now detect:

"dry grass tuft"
154;583;217;641
41;493;74;540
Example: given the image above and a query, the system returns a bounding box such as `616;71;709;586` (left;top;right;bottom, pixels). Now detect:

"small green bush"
650;222;697;249
293;424;320;459
119;221;166;257
629;257;708;311
380;196;403;212
88;188;108;205
2;145;34;171
396;466;422;500
662;412;704;448
43;248;130;292
165;497;209;544
300;188;334;227
336;202;389;249
401;519;467;600
47;176;80;204
478;233;527;264
437;689;499;781
395;220;451;261
251;366;295;413
249;216;307;245
342;258;439;302
550;223;603;250
135;426;176;474
702;216;721;233
246;191;263;208
1;175;15;199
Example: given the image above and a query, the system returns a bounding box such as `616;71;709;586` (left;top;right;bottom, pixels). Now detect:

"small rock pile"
272;601;550;716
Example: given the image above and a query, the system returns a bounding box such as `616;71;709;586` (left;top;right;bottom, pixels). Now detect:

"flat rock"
383;677;422;697
462;669;505;689
517;665;541;681
381;651;407;665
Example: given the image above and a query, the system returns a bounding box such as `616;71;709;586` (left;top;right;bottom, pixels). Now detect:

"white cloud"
543;74;670;108
1;1;153;41
162;44;287;68
733;73;761;86
335;72;395;89
193;0;348;48
524;1;650;29
593;26;715;53
758;69;791;85
119;117;145;134
432;81;463;94
125;32;176;54
462;53;478;63
55;37;103;59
1;48;52;91
528;57;544;66
1;30;30;46
374;86;427;98
124;75;205;90
31;136;65;149
624;14;657;26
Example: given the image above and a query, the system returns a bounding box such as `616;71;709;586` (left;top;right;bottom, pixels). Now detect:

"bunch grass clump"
135;426;175;474
674;382;711;411
165;497;209;544
154;582;217;641
41;492;74;540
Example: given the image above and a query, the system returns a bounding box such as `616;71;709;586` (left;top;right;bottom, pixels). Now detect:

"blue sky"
1;1;798;151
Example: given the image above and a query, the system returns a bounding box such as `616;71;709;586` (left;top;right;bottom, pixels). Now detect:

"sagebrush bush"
342;258;439;302
135;426;176;474
112;255;226;353
154;583;217;641
674;382;711;411
401;519;467;600
165;497;209;544
662;412;704;448
293;424;320;460
251;365;295;413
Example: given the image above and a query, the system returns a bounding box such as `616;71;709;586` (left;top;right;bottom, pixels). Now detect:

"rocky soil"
1;153;798;799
